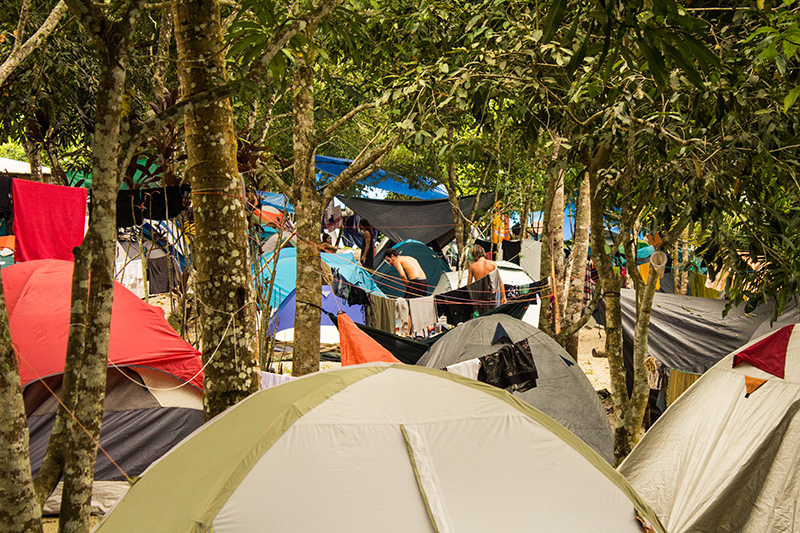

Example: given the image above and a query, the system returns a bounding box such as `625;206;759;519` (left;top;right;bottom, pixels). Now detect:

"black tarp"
337;194;494;250
594;288;800;394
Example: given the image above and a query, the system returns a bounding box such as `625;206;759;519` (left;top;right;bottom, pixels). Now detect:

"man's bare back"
467;245;506;303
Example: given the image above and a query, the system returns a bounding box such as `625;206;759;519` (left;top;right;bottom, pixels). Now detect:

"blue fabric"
257;248;384;310
267;285;365;336
258;192;294;213
315;155;447;200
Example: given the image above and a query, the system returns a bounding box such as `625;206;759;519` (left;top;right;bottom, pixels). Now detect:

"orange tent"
338;313;400;366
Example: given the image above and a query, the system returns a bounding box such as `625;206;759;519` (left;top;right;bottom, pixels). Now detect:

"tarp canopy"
94;364;665;533
316;155;447;200
594;288;800;377
267;286;364;343
417;315;614;464
373;240;450;298
338;193;495;250
5;259;203;389
620;324;800;533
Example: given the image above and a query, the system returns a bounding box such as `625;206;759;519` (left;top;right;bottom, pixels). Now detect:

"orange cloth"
339;313;400;366
0;235;15;250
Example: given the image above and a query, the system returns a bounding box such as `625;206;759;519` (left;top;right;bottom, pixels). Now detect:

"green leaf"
783;86;800;112
541;0;568;44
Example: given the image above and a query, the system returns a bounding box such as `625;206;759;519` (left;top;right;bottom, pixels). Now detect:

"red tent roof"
4;259;203;389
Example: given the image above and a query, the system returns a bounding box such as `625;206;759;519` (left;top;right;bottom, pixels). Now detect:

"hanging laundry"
408;295;437;338
444;358;481;380
478;339;538;392
434;287;474;326
116;186;183;227
395;297;409;336
365;294;395;333
13;180;87;262
260;372;296;390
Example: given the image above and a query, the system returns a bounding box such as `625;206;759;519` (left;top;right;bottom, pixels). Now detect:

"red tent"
4;259;203;389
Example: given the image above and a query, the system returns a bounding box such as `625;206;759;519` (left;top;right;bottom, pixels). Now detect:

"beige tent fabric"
96;364;665;533
620;326;800;533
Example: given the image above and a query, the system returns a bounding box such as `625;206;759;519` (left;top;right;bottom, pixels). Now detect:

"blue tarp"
315;155;447;200
258;192;294;213
257;248;384;309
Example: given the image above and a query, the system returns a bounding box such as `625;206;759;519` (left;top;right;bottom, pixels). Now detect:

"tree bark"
33;245;90;509
445;127;465;265
290;34;323;376
561;171;590;359
0;271;42;532
56;26;134;532
172;0;259;420
23;138;43;183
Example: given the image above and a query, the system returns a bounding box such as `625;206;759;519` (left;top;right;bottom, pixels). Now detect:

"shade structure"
338;194;494;250
5;259;203;389
95;364;664;533
619;324;800;533
417;315;614;464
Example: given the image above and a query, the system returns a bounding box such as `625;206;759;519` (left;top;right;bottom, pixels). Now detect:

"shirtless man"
384;248;428;298
468;244;507;303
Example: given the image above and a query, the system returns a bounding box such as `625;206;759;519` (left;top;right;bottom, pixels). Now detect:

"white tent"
95;364;665;532
0;156;51;176
619;324;800;533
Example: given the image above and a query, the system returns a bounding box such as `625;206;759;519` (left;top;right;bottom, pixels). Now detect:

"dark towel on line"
478;339;538;392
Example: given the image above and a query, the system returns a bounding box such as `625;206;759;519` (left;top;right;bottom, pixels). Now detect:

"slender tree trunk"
0;271;42;532
562;171;590;359
445;127;465;265
538;166;556;330
23;138;43;183
172;0;259;420
57;41;128;533
290;35;323;376
33;245;91;508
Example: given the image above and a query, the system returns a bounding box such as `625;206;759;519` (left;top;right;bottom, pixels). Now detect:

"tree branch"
314;101;379;147
0;1;68;87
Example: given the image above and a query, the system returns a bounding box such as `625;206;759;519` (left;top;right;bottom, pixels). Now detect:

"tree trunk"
445;127;465;265
33;245;90;508
0;271;42;532
290;35;323;377
23;138;43;183
173;0;260;420
57;41;128;533
538;165;557;331
561;171;590;359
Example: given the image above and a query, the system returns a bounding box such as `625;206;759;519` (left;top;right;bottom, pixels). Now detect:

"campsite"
2;1;800;532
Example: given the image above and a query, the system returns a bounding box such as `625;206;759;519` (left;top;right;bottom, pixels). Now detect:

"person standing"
359;219;375;270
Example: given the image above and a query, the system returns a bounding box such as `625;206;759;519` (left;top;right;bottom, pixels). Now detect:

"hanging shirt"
435;287;474;326
408;296;437;338
444;358;482;380
478;339;538;392
365;294;396;333
395;297;410;336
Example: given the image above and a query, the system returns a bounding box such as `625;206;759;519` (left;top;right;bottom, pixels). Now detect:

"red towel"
13;180;87;262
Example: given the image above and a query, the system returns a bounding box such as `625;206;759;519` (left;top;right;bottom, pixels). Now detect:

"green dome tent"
95;364;664;532
373;239;450;297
